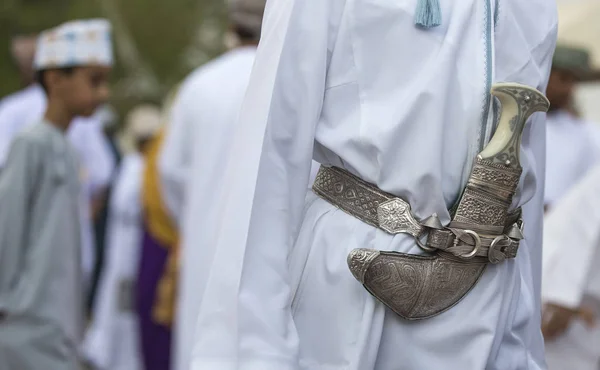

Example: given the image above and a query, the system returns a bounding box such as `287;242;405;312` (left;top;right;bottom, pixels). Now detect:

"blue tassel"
414;0;442;29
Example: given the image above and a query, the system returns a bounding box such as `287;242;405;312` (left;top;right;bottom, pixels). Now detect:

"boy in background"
0;19;113;370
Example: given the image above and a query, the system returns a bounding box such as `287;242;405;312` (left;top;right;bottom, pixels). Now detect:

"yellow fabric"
142;131;178;246
142;130;179;327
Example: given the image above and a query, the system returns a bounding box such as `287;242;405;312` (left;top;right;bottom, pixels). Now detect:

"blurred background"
1;1;600;370
555;0;600;120
0;0;228;115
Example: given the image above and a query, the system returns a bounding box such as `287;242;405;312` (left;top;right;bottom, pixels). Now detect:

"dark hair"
35;67;76;93
136;136;155;153
234;24;260;43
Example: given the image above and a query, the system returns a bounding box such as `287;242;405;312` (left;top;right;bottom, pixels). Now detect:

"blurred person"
158;1;264;369
88;104;122;312
83;105;162;370
0;34;39;163
190;1;557;370
136;92;181;370
10;34;38;88
94;104;122;164
542;163;600;370
158;1;322;368
0;30;117;295
0;34;37;110
545;45;600;210
0;34;37;113
0;19;113;370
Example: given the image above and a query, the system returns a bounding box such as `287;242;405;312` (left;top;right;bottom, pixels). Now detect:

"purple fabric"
136;227;172;370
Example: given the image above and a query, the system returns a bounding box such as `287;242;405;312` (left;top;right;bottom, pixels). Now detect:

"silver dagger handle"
479;83;550;168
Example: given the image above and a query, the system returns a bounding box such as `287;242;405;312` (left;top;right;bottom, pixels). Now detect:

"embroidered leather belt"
312;165;523;264
311;83;550;320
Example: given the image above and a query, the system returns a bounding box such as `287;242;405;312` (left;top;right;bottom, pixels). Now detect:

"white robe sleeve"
499;26;556;368
158;94;192;224
192;0;345;369
507;24;556;302
542;164;600;309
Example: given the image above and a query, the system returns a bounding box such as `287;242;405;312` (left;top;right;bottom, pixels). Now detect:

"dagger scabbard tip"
347;248;380;283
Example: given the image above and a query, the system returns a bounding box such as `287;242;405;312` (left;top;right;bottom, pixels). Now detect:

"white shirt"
542;163;600;370
545;110;600;207
83;153;144;370
161;46;325;370
192;0;557;369
543;162;600;309
159;46;258;370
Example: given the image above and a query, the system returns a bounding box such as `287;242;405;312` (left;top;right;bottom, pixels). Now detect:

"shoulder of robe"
0;94;29;125
0;90;30;110
12;125;58;158
176;69;212;103
3;132;46;168
177;52;241;101
0;87;44;117
496;0;558;52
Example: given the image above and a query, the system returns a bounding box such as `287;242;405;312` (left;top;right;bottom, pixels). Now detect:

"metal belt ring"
454;230;482;259
415;231;436;252
488;235;511;264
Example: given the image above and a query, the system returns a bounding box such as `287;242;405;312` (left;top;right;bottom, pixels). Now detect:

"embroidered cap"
33;19;113;71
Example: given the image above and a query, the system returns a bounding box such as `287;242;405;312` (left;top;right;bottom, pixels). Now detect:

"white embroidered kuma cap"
33;19;113;71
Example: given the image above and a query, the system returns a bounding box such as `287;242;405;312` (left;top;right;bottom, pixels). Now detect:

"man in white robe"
190;0;557;369
542;163;600;370
544;45;600;210
83;105;162;370
0;69;116;290
158;2;267;369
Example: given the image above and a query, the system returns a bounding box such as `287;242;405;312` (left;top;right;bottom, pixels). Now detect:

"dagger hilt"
452;83;549;232
479;83;550;168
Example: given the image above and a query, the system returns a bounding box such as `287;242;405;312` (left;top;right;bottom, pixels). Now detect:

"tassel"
414;0;442;29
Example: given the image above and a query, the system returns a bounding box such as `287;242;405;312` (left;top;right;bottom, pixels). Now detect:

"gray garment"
0;121;83;370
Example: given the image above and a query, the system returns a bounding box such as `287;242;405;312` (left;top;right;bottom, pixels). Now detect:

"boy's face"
53;66;112;117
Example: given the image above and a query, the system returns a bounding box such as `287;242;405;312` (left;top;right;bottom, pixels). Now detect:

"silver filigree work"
359;251;487;320
377;199;423;237
343;83;550;320
347;249;380;283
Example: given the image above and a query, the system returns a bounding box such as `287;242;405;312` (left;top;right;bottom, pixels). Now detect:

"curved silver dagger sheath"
346;83;550;320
